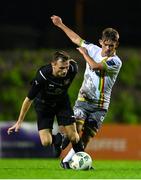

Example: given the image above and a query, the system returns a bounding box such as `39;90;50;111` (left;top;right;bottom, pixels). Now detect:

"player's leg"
38;128;64;157
60;119;84;150
56;96;84;155
60;101;87;150
57;104;85;168
39;129;52;146
60;122;85;169
82;109;107;149
58;125;70;150
52;131;64;157
65;122;84;152
34;101;61;156
36;111;54;146
61;120;84;165
60;101;87;168
64;123;78;142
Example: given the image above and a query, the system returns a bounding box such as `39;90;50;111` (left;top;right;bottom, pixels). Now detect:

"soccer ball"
69;151;92;170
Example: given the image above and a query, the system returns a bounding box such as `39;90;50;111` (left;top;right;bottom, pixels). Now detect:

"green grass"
0;159;141;179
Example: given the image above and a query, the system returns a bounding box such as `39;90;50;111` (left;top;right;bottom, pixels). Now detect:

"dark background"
0;0;140;49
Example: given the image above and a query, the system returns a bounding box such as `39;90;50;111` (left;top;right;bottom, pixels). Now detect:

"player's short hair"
52;51;70;62
102;28;119;42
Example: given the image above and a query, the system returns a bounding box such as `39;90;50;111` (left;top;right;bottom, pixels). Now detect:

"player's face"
52;59;70;77
100;39;118;57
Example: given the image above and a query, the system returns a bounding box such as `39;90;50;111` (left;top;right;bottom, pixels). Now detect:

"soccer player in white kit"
51;15;122;169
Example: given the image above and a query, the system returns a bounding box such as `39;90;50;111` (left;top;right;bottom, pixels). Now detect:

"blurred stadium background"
0;0;141;160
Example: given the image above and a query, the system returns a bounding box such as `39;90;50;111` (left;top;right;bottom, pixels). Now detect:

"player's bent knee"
69;132;80;144
41;139;52;147
39;129;52;147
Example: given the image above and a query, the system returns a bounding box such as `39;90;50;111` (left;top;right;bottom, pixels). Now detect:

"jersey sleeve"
27;70;45;100
80;39;100;61
102;57;122;73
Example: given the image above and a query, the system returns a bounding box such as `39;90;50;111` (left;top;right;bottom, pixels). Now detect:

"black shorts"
34;97;75;130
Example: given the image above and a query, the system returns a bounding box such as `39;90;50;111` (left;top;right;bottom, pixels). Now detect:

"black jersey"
27;60;78;102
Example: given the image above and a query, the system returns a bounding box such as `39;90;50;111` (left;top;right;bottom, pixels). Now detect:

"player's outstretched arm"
51;15;82;46
7;97;33;135
77;47;104;70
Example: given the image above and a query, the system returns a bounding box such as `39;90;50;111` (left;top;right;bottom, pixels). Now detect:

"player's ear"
99;39;103;46
115;41;119;48
52;61;57;67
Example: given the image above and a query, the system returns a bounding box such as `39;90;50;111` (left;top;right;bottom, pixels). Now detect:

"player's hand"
51;15;63;27
76;47;88;55
7;122;21;135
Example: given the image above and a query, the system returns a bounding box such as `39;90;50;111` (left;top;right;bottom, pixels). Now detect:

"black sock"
52;133;62;157
62;136;70;150
52;133;62;145
52;135;55;144
72;138;84;153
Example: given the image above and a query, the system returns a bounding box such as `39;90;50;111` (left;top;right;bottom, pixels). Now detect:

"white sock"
63;148;75;162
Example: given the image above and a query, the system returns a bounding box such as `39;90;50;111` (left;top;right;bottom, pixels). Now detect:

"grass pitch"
0;158;141;179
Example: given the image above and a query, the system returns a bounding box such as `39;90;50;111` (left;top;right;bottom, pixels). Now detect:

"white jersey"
77;40;122;110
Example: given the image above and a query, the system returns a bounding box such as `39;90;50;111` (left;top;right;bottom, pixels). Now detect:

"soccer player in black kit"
7;51;84;168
